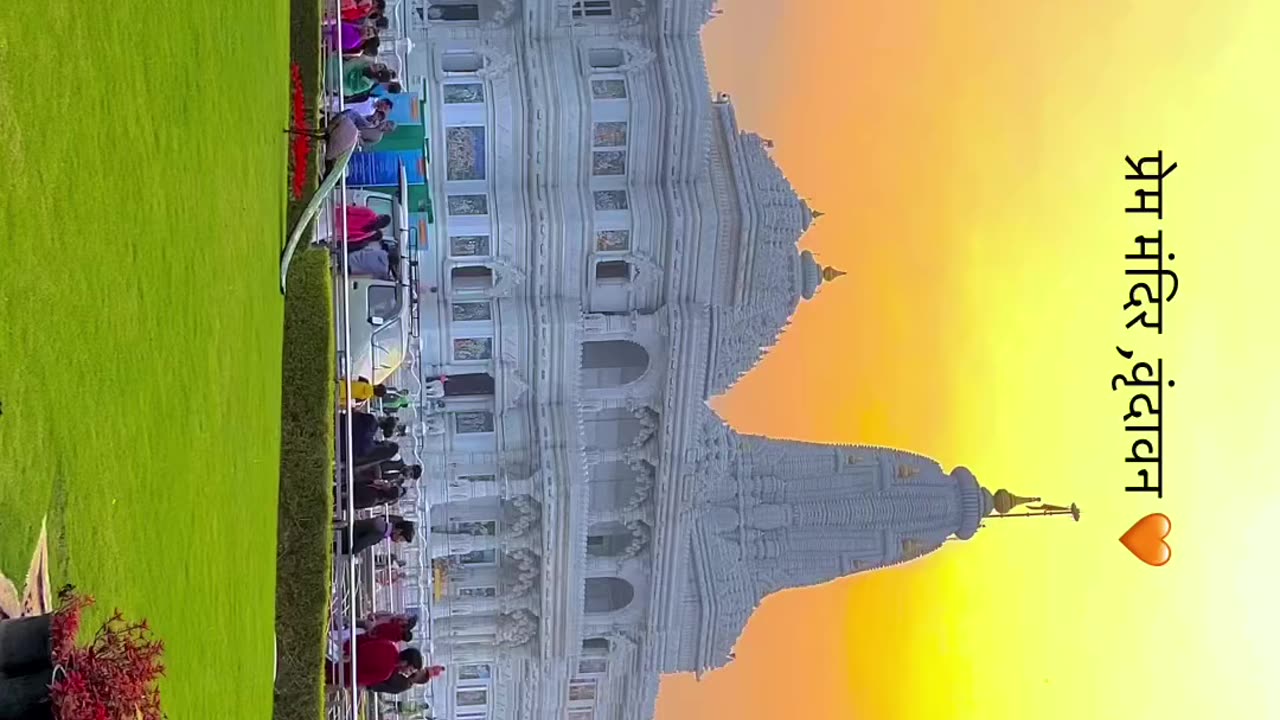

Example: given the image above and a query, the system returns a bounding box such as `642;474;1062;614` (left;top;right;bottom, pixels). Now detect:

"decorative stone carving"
621;0;648;26
476;45;517;81
501;362;530;408
622;460;655;514
615;520;652;567
489;256;527;297
496;608;538;648
503;548;541;599
627;252;663;286
599;625;640;649
627;404;661;452
616;36;657;74
482;0;517;29
505;495;542;537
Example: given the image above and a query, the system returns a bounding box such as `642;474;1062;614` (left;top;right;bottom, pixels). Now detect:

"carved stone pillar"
430;532;500;559
444;476;503;502
632;310;662;336
505;476;536;497
448;596;501;616
434;614;499;642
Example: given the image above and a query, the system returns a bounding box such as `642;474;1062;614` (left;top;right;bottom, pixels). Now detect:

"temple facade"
387;2;1006;719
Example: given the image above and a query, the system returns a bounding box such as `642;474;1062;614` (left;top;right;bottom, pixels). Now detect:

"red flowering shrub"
50;588;166;720
289;62;313;200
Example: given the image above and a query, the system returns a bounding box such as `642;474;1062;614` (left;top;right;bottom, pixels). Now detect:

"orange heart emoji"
1120;513;1172;567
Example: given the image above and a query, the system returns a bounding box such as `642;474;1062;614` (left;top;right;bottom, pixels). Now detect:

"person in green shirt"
380;391;411;411
328;55;393;99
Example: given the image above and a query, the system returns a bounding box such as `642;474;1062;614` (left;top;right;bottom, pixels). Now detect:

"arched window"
584;577;634;614
586;522;634;557
580;340;648;388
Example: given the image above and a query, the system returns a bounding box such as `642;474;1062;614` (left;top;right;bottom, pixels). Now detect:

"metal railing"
320;9;438;718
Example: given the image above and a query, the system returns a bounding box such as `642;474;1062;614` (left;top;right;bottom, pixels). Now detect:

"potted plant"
0;586;165;720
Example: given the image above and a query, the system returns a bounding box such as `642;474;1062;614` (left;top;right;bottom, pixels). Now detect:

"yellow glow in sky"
656;2;1280;719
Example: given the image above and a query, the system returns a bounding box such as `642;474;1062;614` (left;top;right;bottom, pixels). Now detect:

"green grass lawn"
0;1;292;716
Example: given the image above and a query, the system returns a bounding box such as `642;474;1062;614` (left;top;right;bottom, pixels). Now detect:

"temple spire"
821;266;845;282
986;492;1082;522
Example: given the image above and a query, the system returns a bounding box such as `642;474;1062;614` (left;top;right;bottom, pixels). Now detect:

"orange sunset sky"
655;2;1280;720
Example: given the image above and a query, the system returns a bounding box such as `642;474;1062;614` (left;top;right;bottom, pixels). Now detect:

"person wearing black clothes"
351;482;406;510
380;461;423;483
335;411;383;458
336;515;415;555
368;664;444;695
354;442;399;470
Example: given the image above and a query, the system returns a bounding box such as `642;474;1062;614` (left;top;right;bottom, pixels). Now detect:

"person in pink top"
339;204;378;233
316;205;391;248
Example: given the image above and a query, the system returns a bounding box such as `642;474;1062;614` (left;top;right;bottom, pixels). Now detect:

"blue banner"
383;93;422;125
347;150;426;187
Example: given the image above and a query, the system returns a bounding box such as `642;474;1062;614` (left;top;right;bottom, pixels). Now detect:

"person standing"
336;515;415;555
326;639;422;688
338;376;386;406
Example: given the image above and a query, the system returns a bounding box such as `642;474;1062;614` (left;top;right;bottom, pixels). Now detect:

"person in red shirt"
326;637;422;688
340;0;377;22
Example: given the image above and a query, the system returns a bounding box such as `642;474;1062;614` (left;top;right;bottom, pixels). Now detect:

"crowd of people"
287;0;401;172
312;5;445;708
334;379;424;554
330;373;437;701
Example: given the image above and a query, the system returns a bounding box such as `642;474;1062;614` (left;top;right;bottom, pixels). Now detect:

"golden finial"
986;500;1082;522
822;266;846;281
992;489;1040;515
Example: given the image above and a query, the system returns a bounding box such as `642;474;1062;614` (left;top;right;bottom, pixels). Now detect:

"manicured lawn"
0;1;291;717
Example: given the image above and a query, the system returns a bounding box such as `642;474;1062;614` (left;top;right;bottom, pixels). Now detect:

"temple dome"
951;466;995;540
707;125;836;395
799;251;846;300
